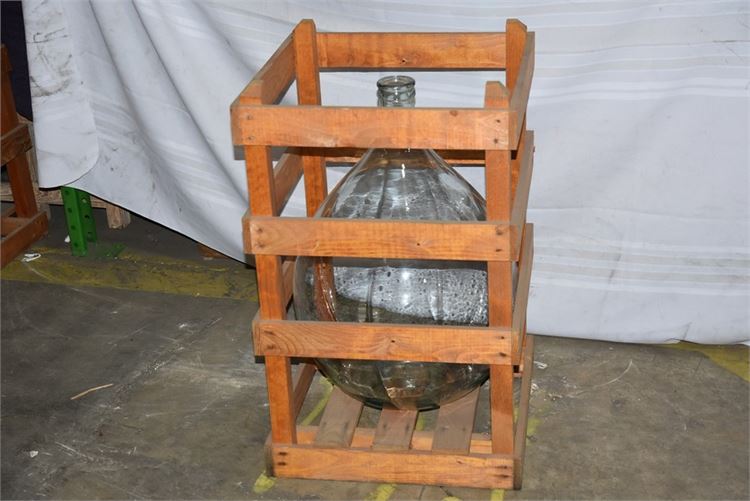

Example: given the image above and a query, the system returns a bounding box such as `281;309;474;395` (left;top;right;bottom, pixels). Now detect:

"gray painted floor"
2;209;748;500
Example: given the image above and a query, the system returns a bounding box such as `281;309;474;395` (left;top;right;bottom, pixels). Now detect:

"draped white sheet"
24;0;749;344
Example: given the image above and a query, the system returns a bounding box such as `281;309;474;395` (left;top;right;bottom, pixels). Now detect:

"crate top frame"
231;19;534;152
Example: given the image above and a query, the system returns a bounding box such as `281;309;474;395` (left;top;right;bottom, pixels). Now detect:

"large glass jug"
293;76;489;410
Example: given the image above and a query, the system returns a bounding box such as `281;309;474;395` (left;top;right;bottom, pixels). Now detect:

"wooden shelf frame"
1;45;48;267
232;19;535;490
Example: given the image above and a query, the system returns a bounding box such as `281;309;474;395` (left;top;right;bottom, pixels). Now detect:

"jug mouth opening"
377;75;415;89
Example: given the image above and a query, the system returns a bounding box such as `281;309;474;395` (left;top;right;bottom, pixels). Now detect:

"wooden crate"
0;115;132;231
231;19;535;490
1;45;48;267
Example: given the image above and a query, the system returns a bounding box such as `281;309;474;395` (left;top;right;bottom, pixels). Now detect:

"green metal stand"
61;187;97;256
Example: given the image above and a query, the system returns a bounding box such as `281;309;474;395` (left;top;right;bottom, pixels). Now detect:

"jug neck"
377;75;415;108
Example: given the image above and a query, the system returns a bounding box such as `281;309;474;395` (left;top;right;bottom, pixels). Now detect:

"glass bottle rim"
377;75;415;89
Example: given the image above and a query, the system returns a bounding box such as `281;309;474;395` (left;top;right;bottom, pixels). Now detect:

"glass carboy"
293;76;489;410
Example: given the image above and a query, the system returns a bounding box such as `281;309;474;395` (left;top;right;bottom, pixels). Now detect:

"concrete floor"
1;207;748;500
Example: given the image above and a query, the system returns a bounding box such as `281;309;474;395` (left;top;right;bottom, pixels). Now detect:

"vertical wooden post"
244;145;296;443
506;19;529;363
293;19;328;215
506;19;528;198
484;81;515;455
1;50;36;219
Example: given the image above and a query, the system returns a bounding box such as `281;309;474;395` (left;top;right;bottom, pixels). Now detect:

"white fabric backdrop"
24;0;749;344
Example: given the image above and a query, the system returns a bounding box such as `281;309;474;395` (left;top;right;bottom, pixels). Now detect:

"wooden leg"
264;355;297;444
490;364;515;454
513;334;535;489
104;203;131;229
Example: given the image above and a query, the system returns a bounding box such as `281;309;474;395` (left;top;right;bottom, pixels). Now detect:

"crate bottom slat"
269;444;514;489
265;335;535;490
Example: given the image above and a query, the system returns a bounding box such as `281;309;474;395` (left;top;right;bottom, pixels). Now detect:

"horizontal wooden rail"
269;444;513;489
509;33;535;149
244;216;515;261
317;32;507;70
297;147;485;166
236;33;295;105
231;106;512;150
296;425;495;455
253;319;511;364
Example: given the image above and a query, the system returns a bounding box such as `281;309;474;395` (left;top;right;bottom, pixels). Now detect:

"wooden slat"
1;205;15;218
244;216;513;261
231;106;512;150
508;32;534;150
1;46;19;134
505;20;527;93
317;32;507;70
484;80;515;332
254;319;511;364
312;147;486;166
372;408;418;451
510;131;534;234
269;444;513;489
236;33;295;105
5;152;37;218
104;204;131;229
0;210;47;268
273;152;303;214
432;388;481;454
294;20;329;216
245;144;296;445
296;425;494;454
292;363;318;420
513;334;535;489
281;258;294;305
1;215;28;236
1;122;31;166
490;364;515;455
483;76;516;457
314;387;364;447
511;224;534;364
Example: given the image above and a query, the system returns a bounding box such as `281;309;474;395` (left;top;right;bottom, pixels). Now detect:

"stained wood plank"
231;106;512;150
1;215;29;235
510;131;534;233
513;334;535;489
0;210;47;268
292;363;317;420
1;122;31;166
270;444;514;489
490;364;514;454
505;20;527;92
314;147;486;166
314;387;364;447
512;224;534;364
244;216;513;261
254;319;511;364
432;388;481;454
245;144;296;444
484;81;515;333
236;33;295;105
317;32;507;70
293;20;329;215
296;425;495;454
104;204;131;229
508;32;534;149
372;408;418;451
273;152;303;214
